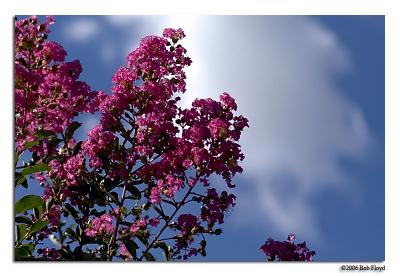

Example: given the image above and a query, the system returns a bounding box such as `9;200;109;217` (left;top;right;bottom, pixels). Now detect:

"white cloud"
63;17;100;42
159;16;372;242
89;16;374;243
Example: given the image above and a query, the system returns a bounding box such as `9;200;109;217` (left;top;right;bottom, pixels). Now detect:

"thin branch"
138;181;196;261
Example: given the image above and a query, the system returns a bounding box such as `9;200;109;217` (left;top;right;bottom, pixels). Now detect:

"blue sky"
17;15;384;261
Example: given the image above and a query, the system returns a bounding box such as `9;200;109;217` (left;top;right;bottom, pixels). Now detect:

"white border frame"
1;1;397;275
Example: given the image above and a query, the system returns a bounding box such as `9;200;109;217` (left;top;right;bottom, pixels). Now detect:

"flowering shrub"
260;234;316;261
14;16;314;262
14;16;249;261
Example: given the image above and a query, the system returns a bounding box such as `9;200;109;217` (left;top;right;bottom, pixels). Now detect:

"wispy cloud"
156;16;373;242
62;17;100;42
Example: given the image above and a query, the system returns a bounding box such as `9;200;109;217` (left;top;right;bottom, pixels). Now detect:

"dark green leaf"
72;141;83;156
136;230;149;246
45;198;54;211
158;242;171;261
65;228;79;241
126;185;141;200
20;40;34;50
73;246;83;260
65;121;81;141
35;129;55;139
120;221;132;227
15;216;33;225
21;163;50;176
23;140;39;149
143;252;156;261
20;178;28;188
110;192;119;202
33;207;41;220
16;224;27;242
46;136;62;152
60;248;74;260
214;228;222;235
123;239;138;259
15;152;21;167
76;225;83;237
64;203;79;219
120;206;128;216
89;209;106;217
15;172;28;188
15;195;44;214
15;246;30;257
131;206;143;217
28;220;49;235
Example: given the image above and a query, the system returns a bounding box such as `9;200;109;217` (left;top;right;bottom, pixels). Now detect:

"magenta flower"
85;214;115;237
130;218;147;236
260;234;316;261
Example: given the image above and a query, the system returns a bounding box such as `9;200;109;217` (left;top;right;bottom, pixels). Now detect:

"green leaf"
21;163;50;176
131;206;143;217
20;40;34;50
46;137;62;152
158;242;171;261
15;152;21;168
33;207;42;220
143;252;156;261
15;195;44;214
65;227;79;241
23;140;39;149
16;224;27;242
64;203;79;219
45;198;54;212
15;216;33;225
120;206;128;216
15;172;28;188
135;230;149;246
28;220;49;236
35;129;55;139
72;141;83;156
126;185;141;200
65;121;81;141
123;239;138;259
15;246;30;257
152;205;166;219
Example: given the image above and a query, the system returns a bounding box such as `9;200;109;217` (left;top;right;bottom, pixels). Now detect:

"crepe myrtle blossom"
260;234;316;261
200;188;236;227
39;247;60;260
14;16;99;156
130;218;147;236
14;17;319;263
85;214;115;238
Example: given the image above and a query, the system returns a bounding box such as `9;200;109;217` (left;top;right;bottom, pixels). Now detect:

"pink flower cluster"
260;234;316;261
130;218;147;236
177;214;199;235
41;247;60;260
118;242;132;260
48;154;85;186
14;16;99;156
82;125;117;169
43;205;61;226
85;214;115;237
200;188;236;227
